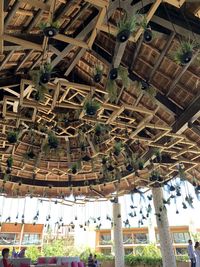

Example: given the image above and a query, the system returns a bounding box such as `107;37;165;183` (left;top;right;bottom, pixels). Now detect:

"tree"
26;246;41;262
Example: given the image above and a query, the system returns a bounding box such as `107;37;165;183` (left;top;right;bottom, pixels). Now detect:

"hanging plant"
154;148;162;163
138;160;144;170
107;66;130;102
138;81;157;98
126;163;134;172
173;41;195;65
94;123;106;136
84;99;100;116
82;154;91;162
113;141;123;156
93;64;103;83
117;13;138;43
48;132;59;149
149;170;160;182
141;17;153;43
6;156;13;168
101;156;107;165
39;21;60;37
30;63;52;101
71;163;78;174
185;194;194;208
25;150;36;160
7;130;18;144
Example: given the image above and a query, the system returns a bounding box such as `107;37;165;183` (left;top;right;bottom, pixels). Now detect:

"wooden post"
112;201;124;267
152;187;177;267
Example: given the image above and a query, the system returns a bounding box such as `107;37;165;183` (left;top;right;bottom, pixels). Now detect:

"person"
194;242;200;267
187;240;196;267
1;248;13;267
88;253;94;267
93;255;99;267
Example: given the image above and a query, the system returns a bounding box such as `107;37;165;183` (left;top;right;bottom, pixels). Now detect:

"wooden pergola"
0;0;199;202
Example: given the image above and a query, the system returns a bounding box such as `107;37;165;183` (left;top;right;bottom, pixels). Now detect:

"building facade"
95;226;192;256
0;223;44;251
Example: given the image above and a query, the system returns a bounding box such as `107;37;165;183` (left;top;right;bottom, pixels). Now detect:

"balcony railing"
21;240;42;245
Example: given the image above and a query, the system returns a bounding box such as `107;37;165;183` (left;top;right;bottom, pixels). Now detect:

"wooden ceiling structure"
0;0;200;200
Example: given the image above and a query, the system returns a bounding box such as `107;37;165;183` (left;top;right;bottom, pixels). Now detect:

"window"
101;248;111;255
22;234;41;245
99;234;112;245
173;232;190;243
123;234;133;244
0;233;19;245
134;233;148;244
124;248;133;255
176;247;188;255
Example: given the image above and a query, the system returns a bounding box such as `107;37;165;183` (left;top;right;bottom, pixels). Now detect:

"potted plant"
26;150;36;159
48;132;59;149
173;41;195;65
39;21;60;37
102;156;107;165
6;156;13;168
7;130;18;144
154;148;162;163
82;154;91;162
107;66;130;102
114;141;123;156
138;160;144;170
141;16;153;43
93;64;103;83
94;123;105;136
71;163;78;174
126;163;134;172
117;14;138;43
149;170;160;182
84;99;100;116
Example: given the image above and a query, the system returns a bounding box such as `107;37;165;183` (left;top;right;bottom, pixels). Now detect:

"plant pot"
43;26;58;37
48;141;58;149
102;158;107;165
196;185;200;191
181;51;192;65
40;72;51;84
72;168;77;174
176;190;181;197
109;68;118;80
93;73;102;83
86;106;97;116
126;164;133;172
117;29;131;43
7;133;17;144
27;151;35;159
95;130;101;136
6;167;12;174
141;80;150;90
170;185;175;191
138;162;144;170
114;150;120;156
150;174;157;182
143;28;153;43
82;155;91;162
107;165;114;172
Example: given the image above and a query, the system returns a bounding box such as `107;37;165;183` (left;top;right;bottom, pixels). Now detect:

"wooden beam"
53;34;89;49
148;31;175;81
164;0;185;7
85;0;109;8
0;0;4;54
0;50;14;71
4;0;21;28
88;7;106;48
21;0;50;11
15;49;33;72
64;48;86;76
172;93;200;134
3;34;43;51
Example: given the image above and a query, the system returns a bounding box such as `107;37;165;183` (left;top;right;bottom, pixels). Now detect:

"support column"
152;187;177;267
112;201;124;267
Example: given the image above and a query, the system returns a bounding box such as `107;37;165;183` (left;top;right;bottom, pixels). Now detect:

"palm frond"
118;65;130;88
106;79;117;102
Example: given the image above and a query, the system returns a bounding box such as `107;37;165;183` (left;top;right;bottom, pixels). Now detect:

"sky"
0;179;199;231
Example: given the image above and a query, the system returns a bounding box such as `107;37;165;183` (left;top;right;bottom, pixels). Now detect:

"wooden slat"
0;0;4;54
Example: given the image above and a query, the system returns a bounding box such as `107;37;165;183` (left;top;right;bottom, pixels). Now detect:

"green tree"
43;239;66;256
26;246;41;262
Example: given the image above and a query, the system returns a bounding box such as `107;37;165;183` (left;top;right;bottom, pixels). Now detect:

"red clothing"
3;258;12;267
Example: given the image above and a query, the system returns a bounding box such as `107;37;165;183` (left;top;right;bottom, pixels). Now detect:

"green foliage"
106;79;118;103
173;41;194;65
7;131;18;143
117;14;138;33
125;244;162;266
26;246;41;262
39;21;60;30
176;255;189;262
94;64;103;75
118;66;130;88
84;99;101;115
48;132;59;149
43;239;66;256
6;156;13;168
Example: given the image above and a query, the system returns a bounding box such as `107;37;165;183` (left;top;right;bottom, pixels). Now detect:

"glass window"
134;233;148;244
123;234;133;244
0;233;19;245
22;234;41;245
176;248;188;255
124;248;133;255
173;232;190;243
100;234;112;245
101;248;111;255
